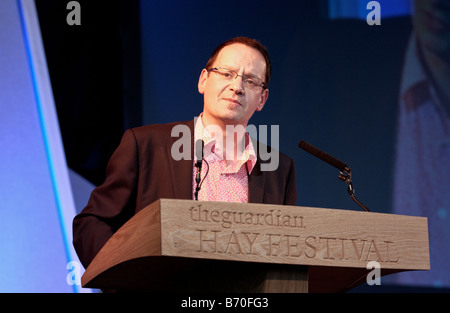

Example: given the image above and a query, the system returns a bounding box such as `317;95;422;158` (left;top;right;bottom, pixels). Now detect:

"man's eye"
245;79;257;86
221;71;233;78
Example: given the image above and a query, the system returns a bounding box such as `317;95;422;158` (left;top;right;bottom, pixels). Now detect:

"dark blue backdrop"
139;0;449;289
12;0;445;291
140;1;408;213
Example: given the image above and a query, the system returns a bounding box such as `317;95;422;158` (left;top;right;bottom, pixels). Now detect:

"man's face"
198;43;269;128
413;0;450;59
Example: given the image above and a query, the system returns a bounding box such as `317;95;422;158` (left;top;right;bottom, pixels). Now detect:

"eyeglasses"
207;67;266;90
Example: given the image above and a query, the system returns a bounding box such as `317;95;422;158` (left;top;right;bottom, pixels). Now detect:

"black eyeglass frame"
207;67;267;90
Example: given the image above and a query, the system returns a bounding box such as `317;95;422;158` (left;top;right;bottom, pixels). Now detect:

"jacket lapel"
248;159;266;204
248;135;266;203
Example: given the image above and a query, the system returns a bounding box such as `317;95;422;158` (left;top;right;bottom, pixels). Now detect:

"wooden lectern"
81;199;430;293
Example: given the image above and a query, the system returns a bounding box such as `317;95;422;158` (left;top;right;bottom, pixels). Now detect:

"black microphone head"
298;140;349;173
195;139;204;166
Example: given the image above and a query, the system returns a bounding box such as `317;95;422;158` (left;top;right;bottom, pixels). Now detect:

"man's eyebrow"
218;65;261;79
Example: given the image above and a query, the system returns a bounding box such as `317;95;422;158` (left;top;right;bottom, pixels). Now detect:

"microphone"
298;140;350;174
195;139;204;169
194;139;205;200
298;140;370;212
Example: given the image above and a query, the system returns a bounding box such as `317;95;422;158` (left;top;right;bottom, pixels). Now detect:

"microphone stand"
194;160;202;201
338;169;370;212
194;157;209;201
298;140;370;212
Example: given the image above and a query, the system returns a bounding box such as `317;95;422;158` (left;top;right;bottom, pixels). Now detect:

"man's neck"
201;114;248;162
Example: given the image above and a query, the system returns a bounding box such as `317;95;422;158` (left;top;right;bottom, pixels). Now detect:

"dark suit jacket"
73;120;297;268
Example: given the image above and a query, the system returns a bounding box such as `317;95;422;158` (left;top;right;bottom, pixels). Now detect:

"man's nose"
229;75;245;94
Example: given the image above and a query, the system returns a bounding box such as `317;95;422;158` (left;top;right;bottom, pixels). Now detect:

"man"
392;0;450;287
72;37;297;270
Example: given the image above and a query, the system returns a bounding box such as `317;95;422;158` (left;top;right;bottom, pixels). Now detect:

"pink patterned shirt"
192;116;257;202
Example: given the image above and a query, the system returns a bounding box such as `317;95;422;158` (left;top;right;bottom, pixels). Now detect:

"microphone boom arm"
298;140;370;212
338;168;370;212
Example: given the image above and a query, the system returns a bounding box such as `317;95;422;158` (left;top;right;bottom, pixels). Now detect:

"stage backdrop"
0;0;448;292
140;0;449;288
0;0;86;292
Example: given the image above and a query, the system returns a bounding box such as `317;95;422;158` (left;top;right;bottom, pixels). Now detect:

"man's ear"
256;88;269;111
198;69;208;94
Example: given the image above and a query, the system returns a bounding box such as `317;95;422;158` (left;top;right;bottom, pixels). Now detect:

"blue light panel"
0;0;83;292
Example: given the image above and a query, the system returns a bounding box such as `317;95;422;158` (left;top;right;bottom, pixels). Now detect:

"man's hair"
205;37;271;88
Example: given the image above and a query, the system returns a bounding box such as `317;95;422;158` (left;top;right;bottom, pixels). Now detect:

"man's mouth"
222;98;242;106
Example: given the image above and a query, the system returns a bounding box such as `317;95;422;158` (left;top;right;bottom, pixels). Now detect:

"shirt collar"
400;33;427;96
194;114;257;174
400;33;441;113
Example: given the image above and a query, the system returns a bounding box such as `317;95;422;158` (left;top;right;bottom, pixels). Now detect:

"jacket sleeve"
72;129;139;269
